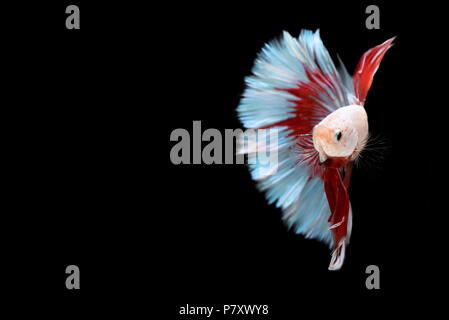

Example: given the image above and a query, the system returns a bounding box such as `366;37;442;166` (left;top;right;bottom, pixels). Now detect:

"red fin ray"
353;37;395;103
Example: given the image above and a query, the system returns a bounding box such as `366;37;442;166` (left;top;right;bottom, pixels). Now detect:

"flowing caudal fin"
353;37;395;104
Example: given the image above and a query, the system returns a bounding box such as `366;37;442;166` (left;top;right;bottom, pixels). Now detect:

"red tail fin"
353;37;395;104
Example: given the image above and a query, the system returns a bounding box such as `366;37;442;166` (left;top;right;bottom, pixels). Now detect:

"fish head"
312;118;358;168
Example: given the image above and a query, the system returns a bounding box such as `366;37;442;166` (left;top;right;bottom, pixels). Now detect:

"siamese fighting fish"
237;30;394;270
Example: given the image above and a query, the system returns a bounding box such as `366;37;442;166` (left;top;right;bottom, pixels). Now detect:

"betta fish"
237;30;394;270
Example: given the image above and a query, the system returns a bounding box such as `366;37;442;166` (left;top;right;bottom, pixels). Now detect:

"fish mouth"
318;155;351;168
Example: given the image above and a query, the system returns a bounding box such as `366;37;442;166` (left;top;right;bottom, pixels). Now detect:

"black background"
3;1;446;317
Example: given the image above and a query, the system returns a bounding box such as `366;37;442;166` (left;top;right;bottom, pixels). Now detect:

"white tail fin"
328;238;346;271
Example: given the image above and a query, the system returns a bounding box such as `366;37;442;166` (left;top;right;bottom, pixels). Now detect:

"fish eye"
335;130;342;141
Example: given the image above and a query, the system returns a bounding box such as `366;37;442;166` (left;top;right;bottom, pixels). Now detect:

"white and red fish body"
237;30;394;270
